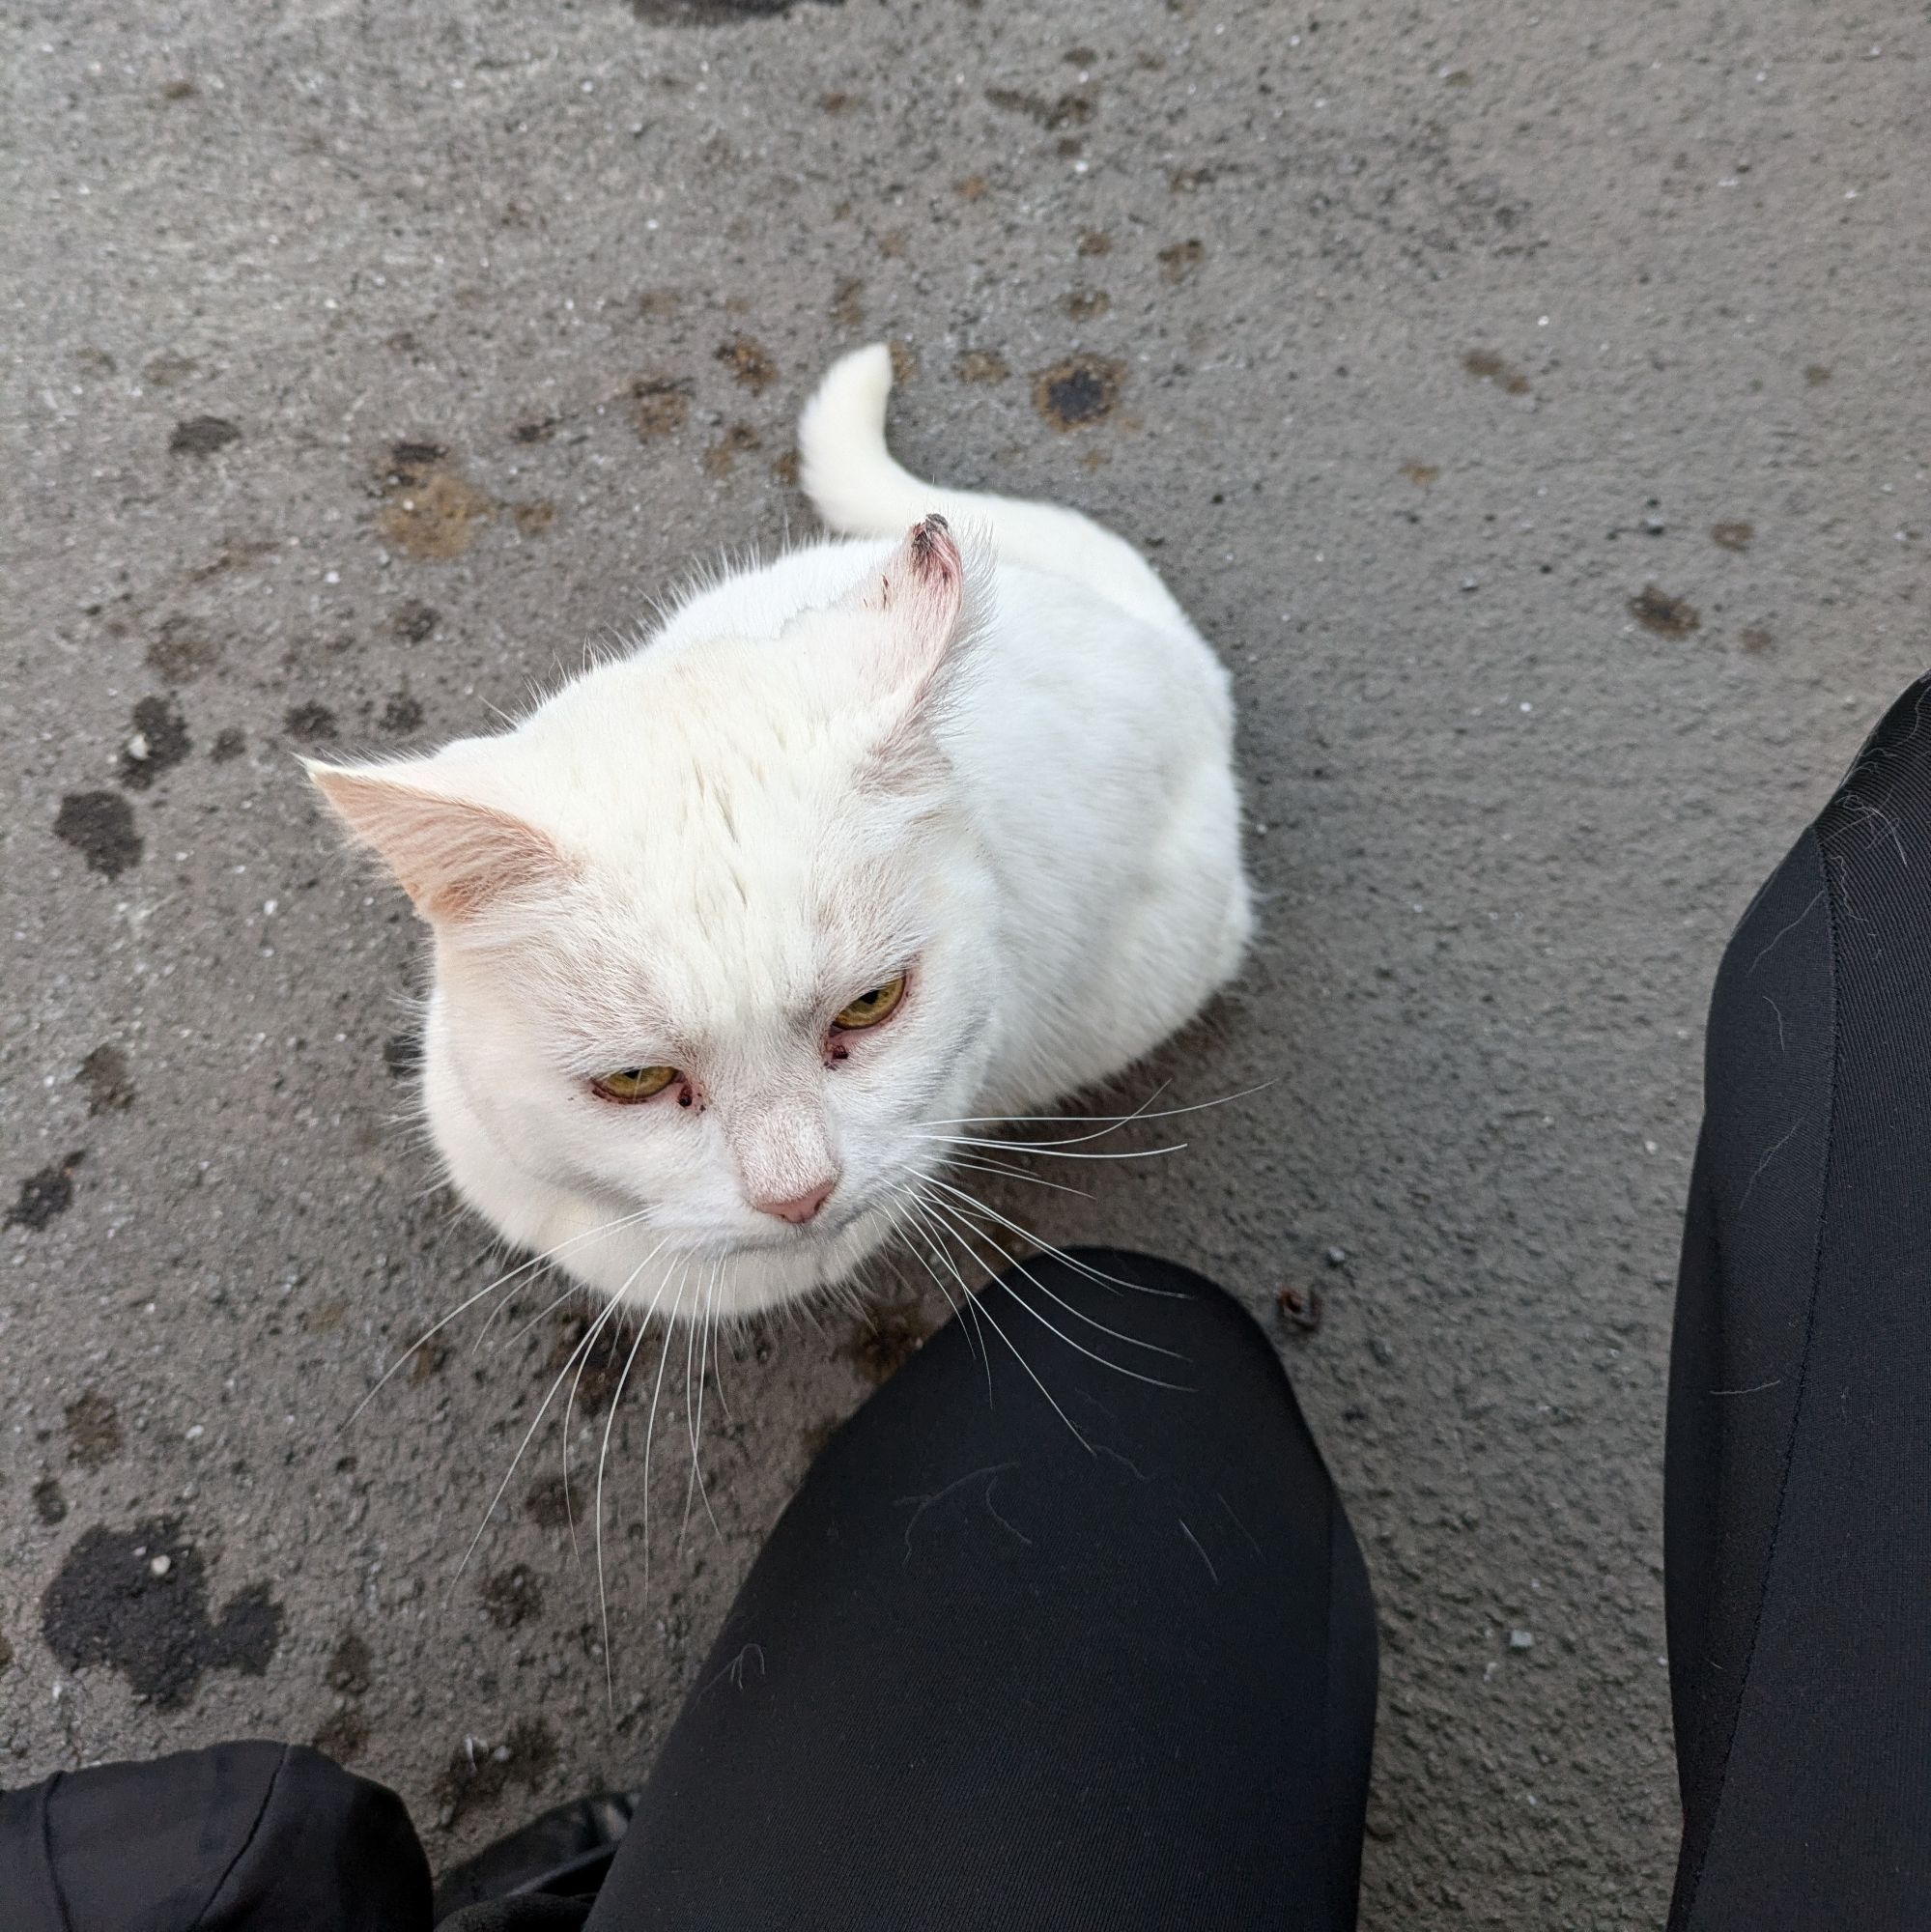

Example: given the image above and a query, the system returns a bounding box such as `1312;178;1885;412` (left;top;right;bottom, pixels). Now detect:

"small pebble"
1275;1284;1322;1333
149;1554;171;1578
1510;1628;1534;1650
1324;1246;1349;1267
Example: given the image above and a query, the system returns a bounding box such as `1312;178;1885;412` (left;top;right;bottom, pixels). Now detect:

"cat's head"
309;518;1000;1316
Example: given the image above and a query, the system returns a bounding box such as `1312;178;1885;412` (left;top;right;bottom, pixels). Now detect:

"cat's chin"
559;1198;904;1321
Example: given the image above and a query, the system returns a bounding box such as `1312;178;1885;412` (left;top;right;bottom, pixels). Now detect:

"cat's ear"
837;513;984;707
305;760;570;925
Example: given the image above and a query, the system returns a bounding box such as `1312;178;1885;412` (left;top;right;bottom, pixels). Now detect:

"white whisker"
454;1293;623;1589
935;1151;1093;1198
911;1134;1189;1161
900;1192;1090;1441
919;1172;1191;1303
914;1078;1273;1136
914;1186;1190;1391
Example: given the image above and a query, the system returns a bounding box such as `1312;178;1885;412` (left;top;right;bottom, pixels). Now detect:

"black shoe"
432;1791;638;1923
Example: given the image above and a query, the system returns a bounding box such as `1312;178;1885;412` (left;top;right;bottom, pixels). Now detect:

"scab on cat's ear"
837;512;980;698
305;760;570;925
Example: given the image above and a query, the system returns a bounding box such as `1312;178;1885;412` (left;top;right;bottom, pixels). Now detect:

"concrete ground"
3;0;1924;1922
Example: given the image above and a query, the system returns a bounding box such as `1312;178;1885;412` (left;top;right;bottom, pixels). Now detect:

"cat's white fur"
311;344;1249;1319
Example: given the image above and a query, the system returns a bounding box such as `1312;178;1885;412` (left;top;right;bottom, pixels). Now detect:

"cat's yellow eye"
833;973;907;1032
592;1065;678;1103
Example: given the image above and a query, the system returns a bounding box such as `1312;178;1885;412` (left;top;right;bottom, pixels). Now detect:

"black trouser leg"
588;1249;1378;1931
1668;674;1931;1927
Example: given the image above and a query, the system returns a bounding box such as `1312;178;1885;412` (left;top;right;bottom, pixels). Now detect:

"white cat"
311;344;1249;1320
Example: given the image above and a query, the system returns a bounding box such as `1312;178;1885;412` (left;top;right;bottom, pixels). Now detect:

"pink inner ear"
308;764;566;923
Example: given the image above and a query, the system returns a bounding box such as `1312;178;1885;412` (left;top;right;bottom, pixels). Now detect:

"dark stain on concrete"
1077;230;1112;256
170;415;241;457
284;701;339;743
1064;288;1110;321
545;1315;648;1418
42;1517;284;1709
434;1717;559;1829
703;422;762;477
1157;239;1206;284
511;417;557;444
326;1631;373;1695
314;1708;370;1763
8;1151;85;1231
717;334;778;393
0;1634;12;1673
956;350;1009;384
405;1340;451;1387
147;618;221;682
844;1304;934;1386
65;1391;124;1469
1464;349;1531;396
525;1475;573;1528
481;1564;544;1631
119;695;192;791
831;275;866;329
1803;363;1832;386
79;1044;135;1116
630;377;692;441
143;352;198;387
380;690;425;734
1739;626;1775;654
1401;461;1440;487
510;500;556;536
632;0;838;21
394;600;440;642
380;446;493;560
1629;584;1702;637
188;537;277;582
210;727;246;763
383;1029;424;1080
33;1477;69;1526
1034;356;1123;430
985;84;1094;130
1710;520;1754;552
56;792;142;877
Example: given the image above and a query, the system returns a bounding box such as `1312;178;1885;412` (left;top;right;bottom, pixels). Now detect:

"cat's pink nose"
754;1178;838;1225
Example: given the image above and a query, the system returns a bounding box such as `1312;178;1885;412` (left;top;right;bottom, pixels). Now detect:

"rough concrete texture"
2;0;1925;1921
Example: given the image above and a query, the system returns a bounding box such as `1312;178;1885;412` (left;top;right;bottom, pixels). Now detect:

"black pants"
11;677;1931;1929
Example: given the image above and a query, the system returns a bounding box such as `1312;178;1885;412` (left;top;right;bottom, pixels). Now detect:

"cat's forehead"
530;864;907;1059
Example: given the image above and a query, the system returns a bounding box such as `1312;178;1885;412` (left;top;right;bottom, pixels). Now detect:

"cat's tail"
798;342;1193;637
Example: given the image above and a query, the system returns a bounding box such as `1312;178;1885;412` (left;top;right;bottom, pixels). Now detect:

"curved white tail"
798;343;1193;638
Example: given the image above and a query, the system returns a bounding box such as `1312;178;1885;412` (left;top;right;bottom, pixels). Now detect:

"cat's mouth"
724;1199;879;1254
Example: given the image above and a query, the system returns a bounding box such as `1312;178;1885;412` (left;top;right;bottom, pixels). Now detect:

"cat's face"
313;520;1002;1316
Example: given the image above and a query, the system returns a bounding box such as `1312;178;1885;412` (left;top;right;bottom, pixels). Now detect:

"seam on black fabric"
1680;822;1842;1924
190;1744;290;1930
40;1774;77;1932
